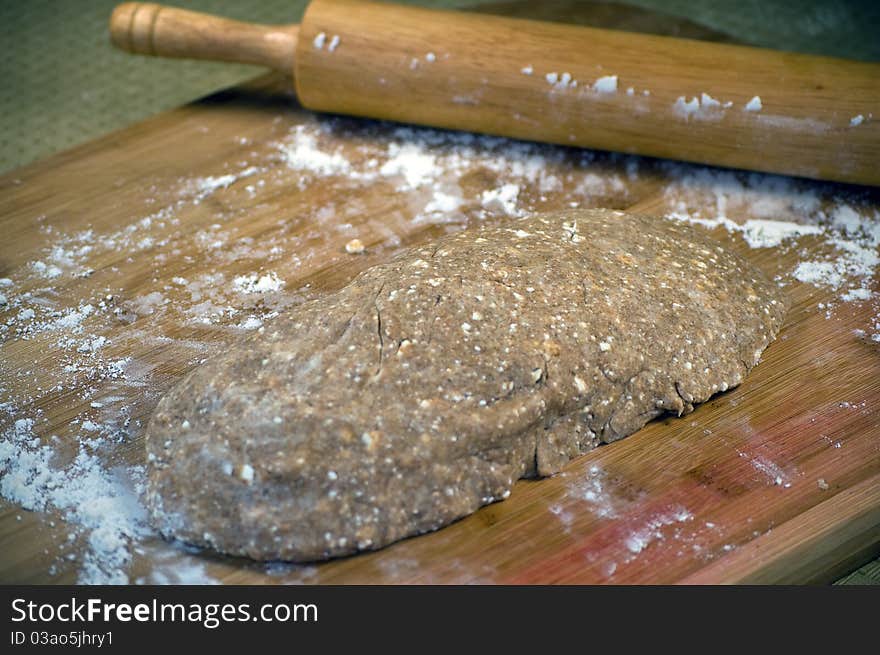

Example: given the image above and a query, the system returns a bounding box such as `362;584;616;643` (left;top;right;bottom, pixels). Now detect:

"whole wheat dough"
145;209;786;561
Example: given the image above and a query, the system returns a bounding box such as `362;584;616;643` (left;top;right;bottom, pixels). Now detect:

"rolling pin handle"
109;2;299;72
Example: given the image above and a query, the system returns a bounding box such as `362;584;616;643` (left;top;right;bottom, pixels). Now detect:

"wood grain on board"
1;4;878;585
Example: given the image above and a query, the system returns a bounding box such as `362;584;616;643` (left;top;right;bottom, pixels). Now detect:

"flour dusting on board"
663;167;880;311
567;465;627;519
0;418;149;584
623;506;693;556
744;96;763;112
2;112;878;584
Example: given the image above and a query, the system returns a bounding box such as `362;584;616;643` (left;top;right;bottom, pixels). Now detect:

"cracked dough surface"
145;209;786;561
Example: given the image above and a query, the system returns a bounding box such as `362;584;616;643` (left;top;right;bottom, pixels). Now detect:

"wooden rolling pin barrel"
110;0;880;186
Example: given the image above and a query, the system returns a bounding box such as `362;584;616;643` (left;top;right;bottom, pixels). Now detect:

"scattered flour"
739;451;792;488
274;120;627;226
673;93;731;121
480;184;521;216
344;238;366;255
570;465;621;518
663;167;879;339
0;418;149;584
32;261;63;279
137;557;219;585
744;96;763;112
232;272;284;294
278;125;352;176
741;219;824;248
622;506;693;556
673;96;700;120
791;212;879;292
667;214;824;248
422;190;463;215
238;316;263;330
793;261;845;289
700;92;723;109
592;75;618;94
191;174;236;196
128;292;166;316
841;287;872;302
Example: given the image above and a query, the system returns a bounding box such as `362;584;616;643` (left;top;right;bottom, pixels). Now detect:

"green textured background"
0;1;877;583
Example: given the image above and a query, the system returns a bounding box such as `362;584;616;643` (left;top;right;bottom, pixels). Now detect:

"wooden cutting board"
1;5;878;585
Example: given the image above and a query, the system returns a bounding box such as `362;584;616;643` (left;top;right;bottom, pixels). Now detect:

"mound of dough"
145;209;786;561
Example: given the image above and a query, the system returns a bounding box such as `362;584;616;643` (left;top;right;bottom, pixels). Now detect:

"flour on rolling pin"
105;0;880;186
1;117;878;584
538;70;760;124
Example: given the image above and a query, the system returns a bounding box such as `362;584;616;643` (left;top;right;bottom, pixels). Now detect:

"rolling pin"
109;0;880;186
